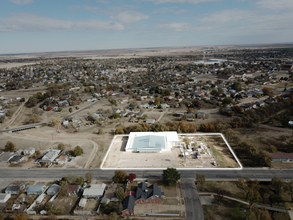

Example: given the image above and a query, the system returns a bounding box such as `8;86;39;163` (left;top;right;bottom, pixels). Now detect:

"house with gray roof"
5;183;25;194
122;195;135;215
47;184;60;195
0;152;15;163
135;182;163;204
26;184;46;195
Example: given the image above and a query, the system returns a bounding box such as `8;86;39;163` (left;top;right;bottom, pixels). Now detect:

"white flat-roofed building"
125;132;180;153
83;184;106;199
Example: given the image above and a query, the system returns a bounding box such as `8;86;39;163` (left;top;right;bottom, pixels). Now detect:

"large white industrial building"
125;132;180;153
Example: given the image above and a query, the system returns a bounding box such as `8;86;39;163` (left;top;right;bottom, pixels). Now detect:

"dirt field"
52;196;78;214
204;136;239;168
102;134;240;169
0;126;99;169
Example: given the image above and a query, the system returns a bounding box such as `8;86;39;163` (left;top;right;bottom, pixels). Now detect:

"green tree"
14;213;28;220
98;128;103;134
85;172;93;183
154;97;160;105
262;87;273;97
232;81;242;91
196;174;206;191
116;188;126;201
272;177;285;195
69;107;73;113
268;145;277;153
113;170;127;183
73;146;83;156
236;177;261;205
257;151;272;167
162;168;181;186
59;180;68;197
108;212;118;220
25;96;38;108
4;141;16;152
113;112;120;119
57;143;65;151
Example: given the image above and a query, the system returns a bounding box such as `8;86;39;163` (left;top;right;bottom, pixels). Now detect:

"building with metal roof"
26;184;46;195
83;184;106;199
47;184;60;195
125;132;179;153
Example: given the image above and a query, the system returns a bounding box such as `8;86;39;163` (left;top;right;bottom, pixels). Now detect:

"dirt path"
259;124;293;134
0;98;26;130
156;110;167;122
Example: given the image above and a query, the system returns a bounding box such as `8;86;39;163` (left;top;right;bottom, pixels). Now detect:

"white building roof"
83;184;106;197
125;132;179;153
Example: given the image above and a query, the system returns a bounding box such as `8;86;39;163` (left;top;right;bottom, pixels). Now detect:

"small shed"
24;147;35;156
79;198;87;207
145;119;155;124
0;193;11;203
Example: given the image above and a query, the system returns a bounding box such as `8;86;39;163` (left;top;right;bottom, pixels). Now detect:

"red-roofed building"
126;191;136;197
272;153;293;161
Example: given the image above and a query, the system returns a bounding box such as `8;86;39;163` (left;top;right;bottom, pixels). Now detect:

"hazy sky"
0;0;292;54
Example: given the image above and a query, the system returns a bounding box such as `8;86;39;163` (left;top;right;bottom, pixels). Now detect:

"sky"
0;0;293;54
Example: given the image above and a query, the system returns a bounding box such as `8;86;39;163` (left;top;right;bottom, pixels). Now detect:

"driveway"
181;179;204;220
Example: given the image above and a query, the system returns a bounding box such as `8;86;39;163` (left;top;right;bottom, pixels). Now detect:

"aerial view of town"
0;0;293;220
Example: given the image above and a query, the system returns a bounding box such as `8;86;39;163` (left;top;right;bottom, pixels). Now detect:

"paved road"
182;179;204;220
1;168;293;181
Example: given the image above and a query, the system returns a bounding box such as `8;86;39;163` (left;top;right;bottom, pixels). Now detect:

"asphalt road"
182;179;204;220
1;168;293;181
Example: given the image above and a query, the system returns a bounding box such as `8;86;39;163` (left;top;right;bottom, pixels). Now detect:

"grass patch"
162;198;179;205
204;198;256;220
271;161;293;169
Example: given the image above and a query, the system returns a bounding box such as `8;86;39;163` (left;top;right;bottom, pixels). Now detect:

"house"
0;193;11;203
67;185;81;195
83;184;106;199
24;147;35;156
135;182;164;204
0;152;15;163
39;149;61;164
5;183;26;194
9;156;25;164
47;184;60;195
122;195;135;216
272;153;293;161
160;104;169;109
26;184;46;195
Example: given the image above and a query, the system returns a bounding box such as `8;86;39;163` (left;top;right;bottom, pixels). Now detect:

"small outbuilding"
24;147;35;156
0;193;11;203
